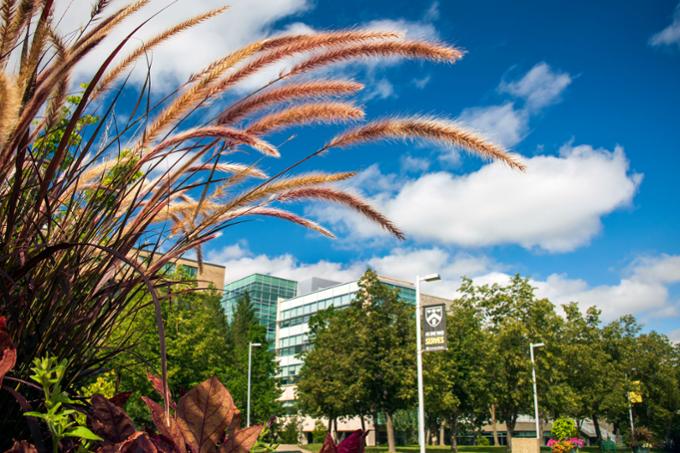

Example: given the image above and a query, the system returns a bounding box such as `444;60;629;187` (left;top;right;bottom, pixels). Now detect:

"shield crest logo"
425;306;443;328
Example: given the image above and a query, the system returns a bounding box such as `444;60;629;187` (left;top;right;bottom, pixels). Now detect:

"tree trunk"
385;412;397;453
360;415;366;433
426;428;431;446
506;418;516;451
373;411;380;446
333;417;338;442
490;405;499;447
328;416;333;434
439;421;446;446
593;414;602;444
449;416;459;453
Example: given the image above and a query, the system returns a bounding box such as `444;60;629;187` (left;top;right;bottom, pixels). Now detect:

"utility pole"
415;273;440;453
247;341;262;427
530;342;545;441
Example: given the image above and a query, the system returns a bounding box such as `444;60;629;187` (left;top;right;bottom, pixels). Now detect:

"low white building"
274;275;448;444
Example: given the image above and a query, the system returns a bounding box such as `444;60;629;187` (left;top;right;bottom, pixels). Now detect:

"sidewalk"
276;445;314;453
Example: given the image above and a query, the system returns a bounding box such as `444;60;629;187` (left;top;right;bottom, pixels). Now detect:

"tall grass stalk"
0;0;522;435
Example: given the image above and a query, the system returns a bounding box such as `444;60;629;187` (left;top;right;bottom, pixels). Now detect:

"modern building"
276;275;448;385
275;274;449;444
222;273;297;341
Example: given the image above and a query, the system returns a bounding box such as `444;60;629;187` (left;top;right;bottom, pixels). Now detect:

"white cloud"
457;63;570;151
207;242;680;328
423;2;440;22
55;0;450;107
650;3;680;47
400;155;431;173
55;0;311;89
363;18;439;41
499;62;572;111
208;242;499;297
532;254;680;322
207;242;364;284
412;75;432;89
669;328;680;344
459;102;528;148
311;143;642;252
364;78;397;101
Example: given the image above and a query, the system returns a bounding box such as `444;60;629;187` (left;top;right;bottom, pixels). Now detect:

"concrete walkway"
276;445;314;453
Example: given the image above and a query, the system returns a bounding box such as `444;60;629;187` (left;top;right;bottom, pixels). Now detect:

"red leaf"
147;372;167;398
337;431;365;453
114;432;159;453
89;394;136;443
319;434;338;453
4;440;38;453
0;316;16;386
142;396;187;453
176;377;238;453
147;372;175;409
219;425;262;453
109;391;133;408
148;433;181;453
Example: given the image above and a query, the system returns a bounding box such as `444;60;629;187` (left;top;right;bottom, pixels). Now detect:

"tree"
457;275;564;448
560;303;621;443
625;332;680;448
224;293;282;424
423;301;491;452
110;282;232;422
297;269;416;452
351;269;416;453
297;306;367;436
109;283;283;426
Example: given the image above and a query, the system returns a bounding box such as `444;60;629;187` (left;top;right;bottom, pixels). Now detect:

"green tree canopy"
224;292;282;424
424;300;491;453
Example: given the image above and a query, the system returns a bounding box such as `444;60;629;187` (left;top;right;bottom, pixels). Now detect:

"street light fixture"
530;342;545;441
415;273;441;453
247;342;262;427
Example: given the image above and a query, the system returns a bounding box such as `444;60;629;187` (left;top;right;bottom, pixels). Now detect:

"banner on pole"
628;380;643;404
423;304;447;352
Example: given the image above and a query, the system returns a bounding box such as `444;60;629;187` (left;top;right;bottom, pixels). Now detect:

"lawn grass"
300;444;665;453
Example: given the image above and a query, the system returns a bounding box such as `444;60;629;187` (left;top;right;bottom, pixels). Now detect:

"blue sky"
65;0;680;338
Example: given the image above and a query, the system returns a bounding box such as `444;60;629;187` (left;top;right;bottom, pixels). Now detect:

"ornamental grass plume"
0;0;524;439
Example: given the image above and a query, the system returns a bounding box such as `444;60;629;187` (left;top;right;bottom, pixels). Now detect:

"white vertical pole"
531;344;540;441
625;372;635;438
416;276;426;453
247;342;253;427
628;399;635;437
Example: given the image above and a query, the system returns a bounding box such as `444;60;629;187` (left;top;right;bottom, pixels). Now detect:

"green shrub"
476;435;491;446
551;417;577;440
278;416;302;444
312;421;327;444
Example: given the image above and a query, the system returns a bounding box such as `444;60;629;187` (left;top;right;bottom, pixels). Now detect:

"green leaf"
64;426;103;441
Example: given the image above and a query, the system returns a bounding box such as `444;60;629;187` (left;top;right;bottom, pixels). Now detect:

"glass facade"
223;274;297;341
279;293;354;328
276;278;416;381
280;363;303;384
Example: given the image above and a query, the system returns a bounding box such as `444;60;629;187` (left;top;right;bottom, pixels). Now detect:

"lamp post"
530;342;545;441
626;369;637;439
416;273;441;453
247;341;262;427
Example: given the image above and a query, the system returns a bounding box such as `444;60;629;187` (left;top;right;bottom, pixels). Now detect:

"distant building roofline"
225;272;297;285
136;249;226;269
278;273;439;302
